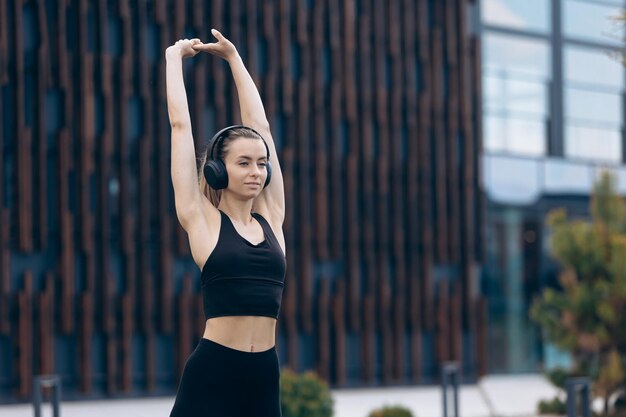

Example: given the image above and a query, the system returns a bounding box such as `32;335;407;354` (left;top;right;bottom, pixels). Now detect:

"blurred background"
0;0;625;411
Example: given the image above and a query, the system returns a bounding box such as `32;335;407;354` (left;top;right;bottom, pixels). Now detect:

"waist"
203;316;277;352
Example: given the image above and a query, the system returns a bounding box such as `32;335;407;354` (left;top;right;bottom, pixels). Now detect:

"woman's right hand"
191;29;238;61
166;38;202;59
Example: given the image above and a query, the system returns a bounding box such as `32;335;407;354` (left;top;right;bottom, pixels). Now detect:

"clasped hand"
166;29;237;61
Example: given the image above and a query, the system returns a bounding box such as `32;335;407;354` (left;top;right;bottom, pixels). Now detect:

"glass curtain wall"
563;0;625;163
483;0;552;157
481;0;626;373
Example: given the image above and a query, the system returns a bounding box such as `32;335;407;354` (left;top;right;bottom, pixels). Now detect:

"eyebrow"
235;155;268;161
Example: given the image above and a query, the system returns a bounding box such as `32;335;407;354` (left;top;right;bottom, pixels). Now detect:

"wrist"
165;46;182;60
226;52;242;65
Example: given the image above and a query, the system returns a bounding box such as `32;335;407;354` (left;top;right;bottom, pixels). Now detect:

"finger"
191;43;214;51
211;28;224;40
191;38;201;44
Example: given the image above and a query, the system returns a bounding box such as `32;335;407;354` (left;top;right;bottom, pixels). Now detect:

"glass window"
564;46;625;89
482;0;551;33
484;33;551;79
483;155;542;203
485;114;547;156
544;159;594;193
485;74;549;116
564;87;622;125
565;123;622;163
563;0;624;45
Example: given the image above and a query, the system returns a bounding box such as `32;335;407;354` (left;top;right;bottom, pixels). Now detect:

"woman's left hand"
191;29;238;61
166;38;202;59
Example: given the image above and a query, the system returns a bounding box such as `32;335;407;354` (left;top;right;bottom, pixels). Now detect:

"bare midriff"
203;316;277;352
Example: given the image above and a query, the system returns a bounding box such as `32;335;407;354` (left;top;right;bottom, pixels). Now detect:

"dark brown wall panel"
1;0;484;400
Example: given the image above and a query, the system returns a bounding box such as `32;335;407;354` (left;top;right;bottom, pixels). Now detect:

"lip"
245;183;261;186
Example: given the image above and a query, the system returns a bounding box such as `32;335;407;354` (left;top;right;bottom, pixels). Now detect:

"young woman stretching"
166;29;286;417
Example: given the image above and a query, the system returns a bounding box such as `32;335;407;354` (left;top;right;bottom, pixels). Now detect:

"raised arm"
166;39;212;229
193;29;285;225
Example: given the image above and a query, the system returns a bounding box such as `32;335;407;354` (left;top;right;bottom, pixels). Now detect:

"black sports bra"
200;210;286;319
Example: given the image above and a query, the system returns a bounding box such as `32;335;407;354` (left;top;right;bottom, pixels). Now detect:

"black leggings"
169;338;282;417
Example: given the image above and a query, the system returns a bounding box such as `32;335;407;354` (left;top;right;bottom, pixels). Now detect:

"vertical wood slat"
35;0;51;250
389;0;407;384
297;89;314;334
229;0;243;124
17;272;33;398
177;276;193;381
317;278;331;381
79;0;95;258
450;283;463;363
0;208;9;335
312;0;329;261
328;0;344;260
403;0;422;383
374;0;394;374
38;274;55;376
444;0;461;266
362;294;376;383
432;26;449;265
56;0;75;335
121;293;133;392
279;0;293;116
79;292;93;393
13;0;33;253
281;148;299;371
0;0;7;83
455;0;474;323
296;3;314;332
262;0;278;120
0;29;7;334
157;0;173;334
470;37;484;263
417;0;435;332
59;129;75;334
333;279;347;386
436;280;450;365
346;156;361;332
137;1;157;392
475;296;488;377
280;146;295;320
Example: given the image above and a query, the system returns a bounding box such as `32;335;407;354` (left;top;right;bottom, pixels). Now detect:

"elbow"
169;120;191;131
241;114;270;131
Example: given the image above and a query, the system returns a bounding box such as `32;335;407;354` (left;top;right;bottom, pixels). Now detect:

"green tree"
530;171;626;415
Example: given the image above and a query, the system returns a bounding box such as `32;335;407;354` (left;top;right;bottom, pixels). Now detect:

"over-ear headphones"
203;125;272;190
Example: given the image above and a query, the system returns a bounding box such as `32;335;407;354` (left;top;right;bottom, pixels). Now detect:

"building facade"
0;0;485;402
480;0;626;373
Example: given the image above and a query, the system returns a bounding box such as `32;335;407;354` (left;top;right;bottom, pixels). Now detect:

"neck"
217;195;255;224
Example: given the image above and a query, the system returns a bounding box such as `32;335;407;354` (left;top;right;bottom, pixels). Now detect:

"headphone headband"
209;125;270;161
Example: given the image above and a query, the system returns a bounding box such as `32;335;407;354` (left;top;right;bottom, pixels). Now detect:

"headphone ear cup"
204;159;229;190
263;161;272;188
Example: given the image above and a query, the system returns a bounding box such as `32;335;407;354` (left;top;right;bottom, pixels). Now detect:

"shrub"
368;405;414;417
537;397;566;415
280;368;334;417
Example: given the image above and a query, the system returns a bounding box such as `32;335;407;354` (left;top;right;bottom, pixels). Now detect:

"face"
223;138;268;199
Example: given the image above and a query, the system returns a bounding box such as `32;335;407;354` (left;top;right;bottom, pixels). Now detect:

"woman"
166;29;286;417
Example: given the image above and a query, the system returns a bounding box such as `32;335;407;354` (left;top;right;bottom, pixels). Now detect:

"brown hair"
198;126;265;207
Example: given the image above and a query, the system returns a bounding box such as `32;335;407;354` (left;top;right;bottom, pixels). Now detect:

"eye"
258;162;267;167
239;162;249;166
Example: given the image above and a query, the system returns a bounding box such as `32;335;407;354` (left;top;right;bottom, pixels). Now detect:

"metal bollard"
33;374;62;417
566;377;591;417
442;362;460;417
